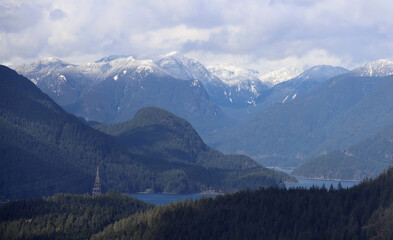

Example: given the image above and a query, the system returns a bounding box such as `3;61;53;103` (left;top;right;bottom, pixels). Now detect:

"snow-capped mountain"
155;53;269;107
15;56;226;134
259;64;308;86
154;52;220;85
16;57;75;85
256;65;349;109
154;52;236;106
293;65;349;83
16;58;92;106
352;59;393;77
15;56;169;106
208;65;269;106
207;65;260;86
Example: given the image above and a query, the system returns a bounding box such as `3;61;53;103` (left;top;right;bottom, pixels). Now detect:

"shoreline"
134;191;223;195
266;166;362;182
290;175;362;182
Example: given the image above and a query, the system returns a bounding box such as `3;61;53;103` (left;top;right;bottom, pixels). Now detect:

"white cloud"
1;0;393;69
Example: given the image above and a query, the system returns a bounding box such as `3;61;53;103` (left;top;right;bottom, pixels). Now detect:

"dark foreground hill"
0;65;288;200
4;169;393;239
92;168;393;240
0;192;153;239
293;121;393;180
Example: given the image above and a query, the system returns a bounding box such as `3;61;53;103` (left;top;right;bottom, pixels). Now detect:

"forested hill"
0;65;290;200
95;106;262;170
0;192;153;239
92;168;393;240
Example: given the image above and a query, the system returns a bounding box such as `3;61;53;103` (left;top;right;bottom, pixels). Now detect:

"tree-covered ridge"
92;168;393;240
293;121;393;180
95;107;262;170
0;65;290;200
0;192;153;240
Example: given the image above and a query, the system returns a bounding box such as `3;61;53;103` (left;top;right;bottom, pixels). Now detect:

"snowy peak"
352;59;393;77
293;65;349;83
154;52;219;84
259;64;307;86
16;57;73;73
207;65;260;86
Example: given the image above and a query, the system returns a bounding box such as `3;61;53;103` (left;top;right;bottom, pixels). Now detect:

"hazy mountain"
258;64;307;86
215;60;393;168
256;65;349;109
293;121;393;180
0;65;290;200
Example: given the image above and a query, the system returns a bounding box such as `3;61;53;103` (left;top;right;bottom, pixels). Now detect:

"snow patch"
58;75;67;82
191;79;200;87
292;93;297;100
136;65;153;74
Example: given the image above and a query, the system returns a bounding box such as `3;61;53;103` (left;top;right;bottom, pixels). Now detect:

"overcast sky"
1;0;393;73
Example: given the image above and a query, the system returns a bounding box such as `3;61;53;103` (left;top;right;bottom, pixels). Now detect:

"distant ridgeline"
293;121;393;180
3;169;393;239
216;68;393;172
0;65;292;201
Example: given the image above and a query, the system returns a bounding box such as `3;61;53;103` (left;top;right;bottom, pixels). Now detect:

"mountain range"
15;54;348;139
0;65;291;200
13;54;393;180
215;60;393;168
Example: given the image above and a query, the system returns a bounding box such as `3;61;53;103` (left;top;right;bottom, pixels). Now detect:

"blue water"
285;177;360;189
131;177;360;205
130;193;218;205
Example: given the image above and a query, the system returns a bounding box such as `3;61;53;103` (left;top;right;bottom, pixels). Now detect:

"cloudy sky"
1;0;393;73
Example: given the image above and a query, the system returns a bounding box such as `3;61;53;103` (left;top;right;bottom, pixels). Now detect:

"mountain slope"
0;65;155;200
216;69;393;167
293;121;393;180
256;65;349;109
155;53;275;108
